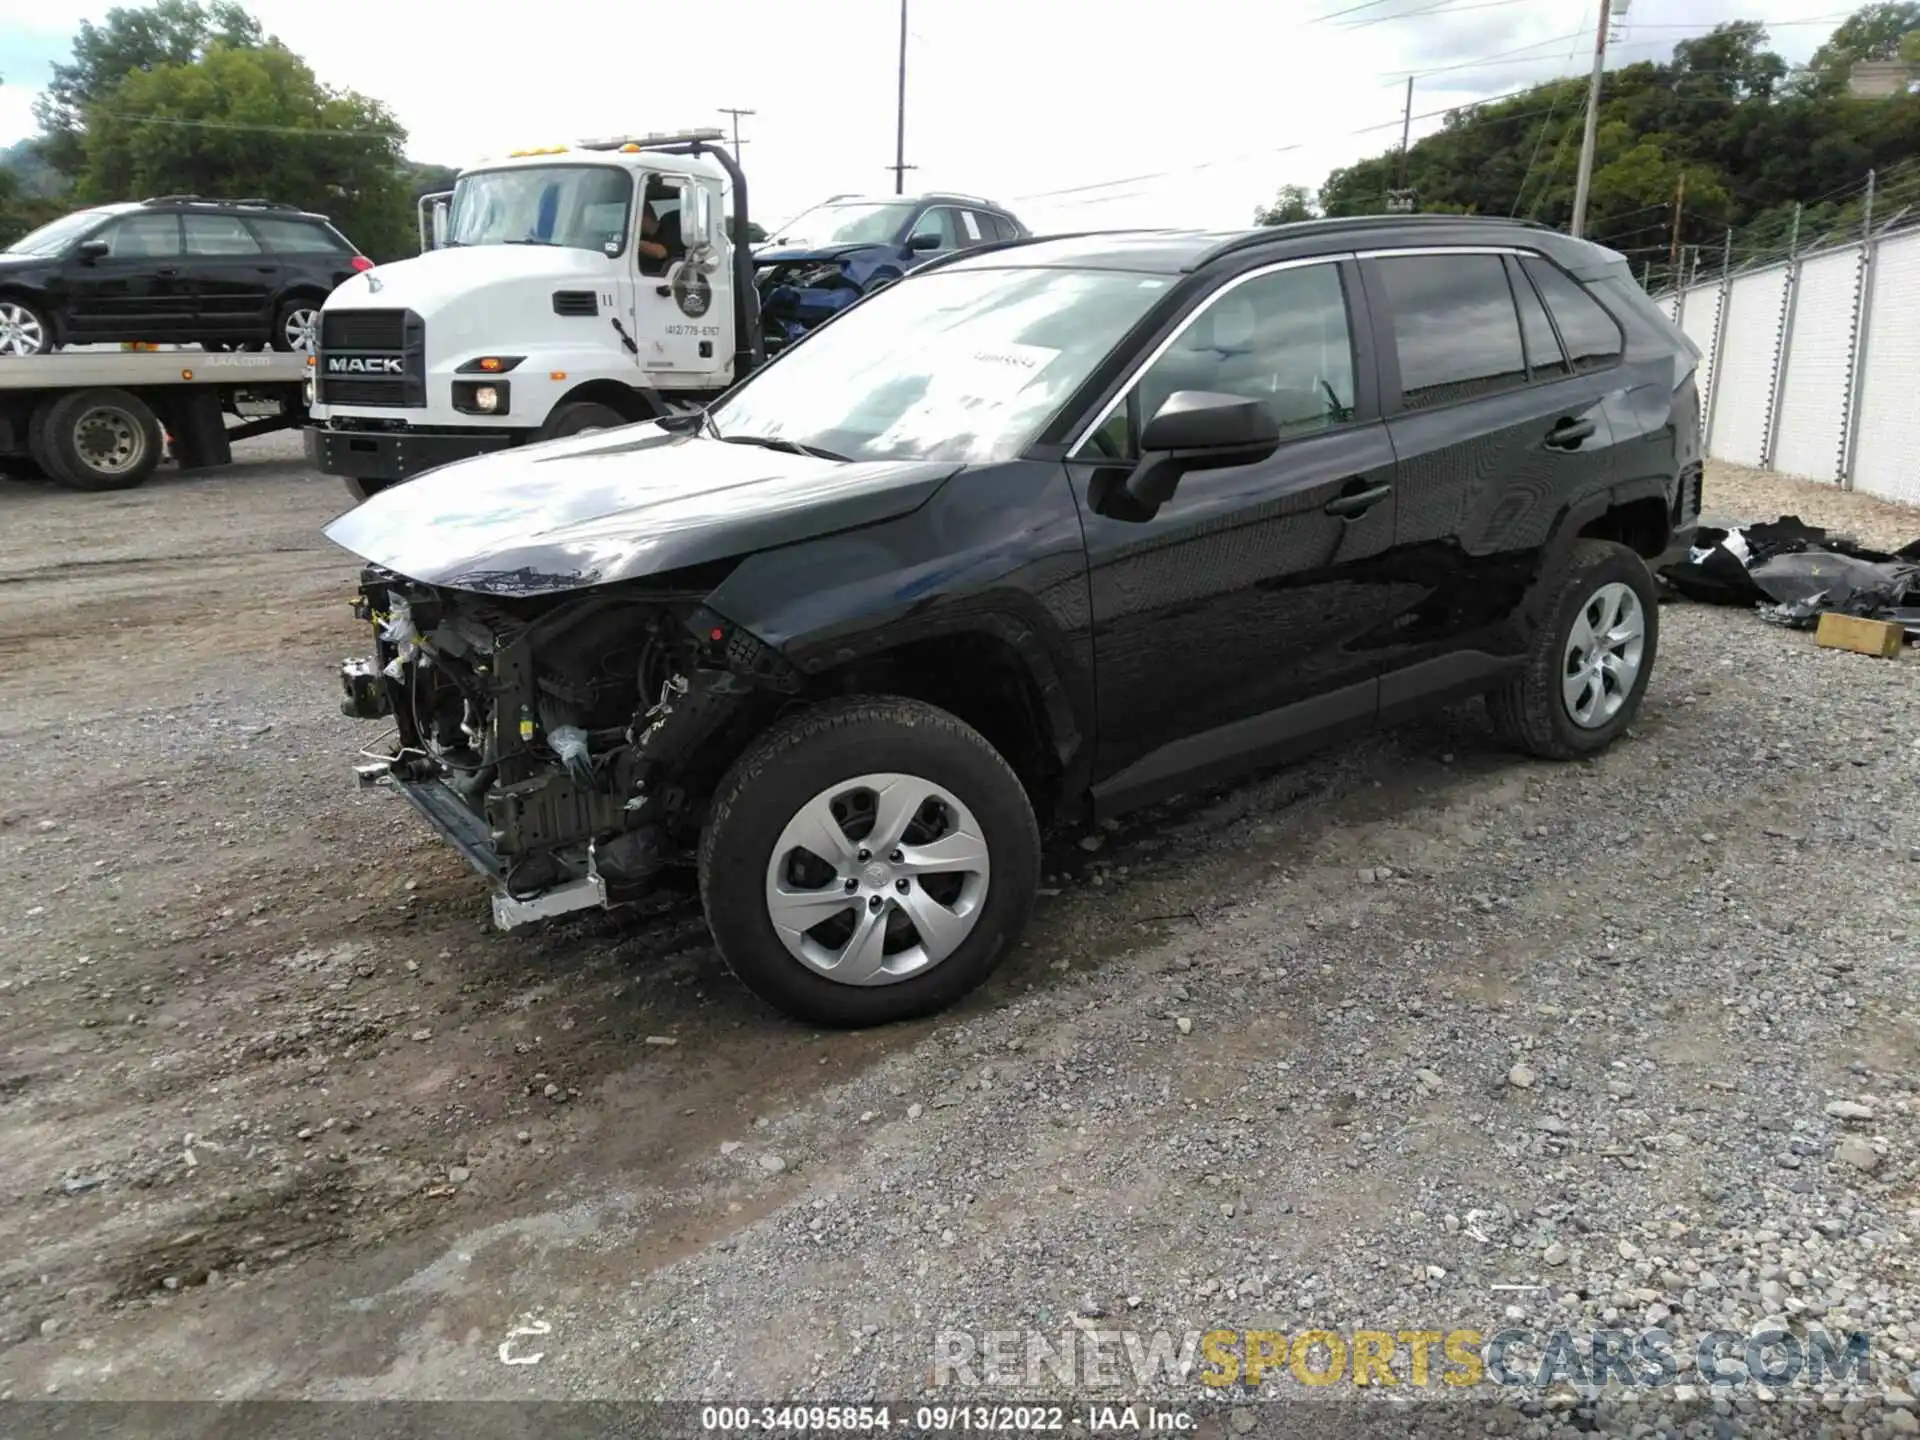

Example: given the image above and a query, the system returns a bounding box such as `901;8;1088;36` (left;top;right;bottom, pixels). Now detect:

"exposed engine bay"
340;566;789;926
754;257;870;356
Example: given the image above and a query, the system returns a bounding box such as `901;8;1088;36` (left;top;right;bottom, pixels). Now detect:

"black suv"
326;216;1702;1029
0;196;370;356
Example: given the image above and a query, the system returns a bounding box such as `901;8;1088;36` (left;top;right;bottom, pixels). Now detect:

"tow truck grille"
316;309;425;408
321;310;408;350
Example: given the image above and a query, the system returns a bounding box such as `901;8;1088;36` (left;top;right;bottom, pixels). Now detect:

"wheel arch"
551;379;662;426
789;619;1088;824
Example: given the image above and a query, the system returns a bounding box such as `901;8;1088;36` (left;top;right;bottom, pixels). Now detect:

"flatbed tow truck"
0;347;313;490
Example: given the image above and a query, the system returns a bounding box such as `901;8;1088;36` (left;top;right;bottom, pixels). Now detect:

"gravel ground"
1;448;1917;1437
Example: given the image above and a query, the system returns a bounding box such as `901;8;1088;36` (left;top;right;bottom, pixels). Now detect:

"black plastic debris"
1659;515;1920;635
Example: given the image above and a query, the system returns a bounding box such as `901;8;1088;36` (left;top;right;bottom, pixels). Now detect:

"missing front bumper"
355;762;613;930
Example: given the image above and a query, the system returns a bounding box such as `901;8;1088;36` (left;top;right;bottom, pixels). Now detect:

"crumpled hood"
323;424;959;597
751;242;876;268
328;245;617;320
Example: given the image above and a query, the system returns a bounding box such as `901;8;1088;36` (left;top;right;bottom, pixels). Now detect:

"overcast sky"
0;0;1850;232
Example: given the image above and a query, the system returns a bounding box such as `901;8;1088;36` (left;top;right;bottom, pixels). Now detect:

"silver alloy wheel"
763;771;991;986
284;306;320;352
1562;580;1645;728
0;302;47;356
72;406;147;477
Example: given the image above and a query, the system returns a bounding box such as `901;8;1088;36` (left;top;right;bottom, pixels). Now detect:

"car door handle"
155;268;181;278
1545;417;1596;449
1324;481;1392;518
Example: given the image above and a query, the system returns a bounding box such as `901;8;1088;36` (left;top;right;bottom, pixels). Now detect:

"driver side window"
97;214;183;259
1077;262;1357;461
908;207;961;251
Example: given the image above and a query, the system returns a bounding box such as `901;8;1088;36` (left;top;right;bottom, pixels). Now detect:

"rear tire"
1488;538;1659;760
537;401;628;442
271;298;321;353
36;388;165;491
699;696;1041;1028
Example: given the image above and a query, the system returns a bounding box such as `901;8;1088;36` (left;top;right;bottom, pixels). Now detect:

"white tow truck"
305;128;765;499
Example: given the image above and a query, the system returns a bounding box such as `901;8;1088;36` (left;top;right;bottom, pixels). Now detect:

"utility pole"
1388;76;1415;213
892;0;910;195
718;107;755;152
1569;0;1613;239
1668;169;1686;274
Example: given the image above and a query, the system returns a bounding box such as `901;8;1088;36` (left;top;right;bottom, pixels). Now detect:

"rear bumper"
307;424;518;498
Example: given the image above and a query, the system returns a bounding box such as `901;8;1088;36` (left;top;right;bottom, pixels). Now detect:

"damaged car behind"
327;216;1701;1029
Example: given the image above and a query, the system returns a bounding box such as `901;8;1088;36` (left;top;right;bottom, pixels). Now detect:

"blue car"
753;192;1028;353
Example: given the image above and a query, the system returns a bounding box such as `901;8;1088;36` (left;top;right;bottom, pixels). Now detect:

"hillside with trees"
1260;3;1920;285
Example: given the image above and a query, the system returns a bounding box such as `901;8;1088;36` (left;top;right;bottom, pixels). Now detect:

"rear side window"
183;214;261;255
1507;257;1569;379
1374;253;1527;411
248;217;352;255
1522;256;1623;372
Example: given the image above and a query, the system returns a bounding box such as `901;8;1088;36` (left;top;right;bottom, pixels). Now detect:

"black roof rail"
139;193;305;212
1192;213;1556;267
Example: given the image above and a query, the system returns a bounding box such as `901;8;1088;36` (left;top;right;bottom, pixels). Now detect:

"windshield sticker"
921;341;1061;397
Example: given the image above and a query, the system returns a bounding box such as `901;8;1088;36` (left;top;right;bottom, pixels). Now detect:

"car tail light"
350;256;375;272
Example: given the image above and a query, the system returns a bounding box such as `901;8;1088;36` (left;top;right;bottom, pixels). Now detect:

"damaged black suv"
328;216;1702;1029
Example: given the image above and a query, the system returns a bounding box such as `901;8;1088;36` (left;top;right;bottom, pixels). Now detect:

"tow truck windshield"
447;165;634;255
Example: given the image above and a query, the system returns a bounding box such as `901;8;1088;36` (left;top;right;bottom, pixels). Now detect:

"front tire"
1488;538;1659;760
0;296;52;356
699;696;1041;1028
537;401;627;441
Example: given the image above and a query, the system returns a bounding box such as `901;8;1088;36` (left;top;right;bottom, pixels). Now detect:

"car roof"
816;192;1010;212
935;216;1618;277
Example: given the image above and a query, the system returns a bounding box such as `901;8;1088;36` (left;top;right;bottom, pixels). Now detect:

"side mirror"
688;185;713;245
1102;391;1281;520
907;230;941;252
75;239;110;263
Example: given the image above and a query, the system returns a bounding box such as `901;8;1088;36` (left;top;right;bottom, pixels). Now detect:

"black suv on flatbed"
0;196;370;356
326;215;1703;1028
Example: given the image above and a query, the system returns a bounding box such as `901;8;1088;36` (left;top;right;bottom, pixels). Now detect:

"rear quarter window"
248;217;352;255
1521;256;1624;372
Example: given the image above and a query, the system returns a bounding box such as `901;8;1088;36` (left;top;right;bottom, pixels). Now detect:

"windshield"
763;200;916;250
5;209;111;257
711;266;1173;464
447;165;633;254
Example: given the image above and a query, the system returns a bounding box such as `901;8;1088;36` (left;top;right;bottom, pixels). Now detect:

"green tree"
1296;7;1920;259
76;41;413;259
1804;2;1920;90
33;0;263;177
1255;183;1318;226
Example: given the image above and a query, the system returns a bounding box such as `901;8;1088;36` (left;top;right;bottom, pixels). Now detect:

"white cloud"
0;0;1847;229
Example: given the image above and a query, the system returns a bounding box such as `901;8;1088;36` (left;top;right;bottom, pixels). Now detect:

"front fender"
702;460;1096;777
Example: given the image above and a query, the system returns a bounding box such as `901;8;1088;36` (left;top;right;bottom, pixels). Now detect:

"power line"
1339;0;1538;26
1308;0;1402;22
1382;31;1589;80
91;109;396;140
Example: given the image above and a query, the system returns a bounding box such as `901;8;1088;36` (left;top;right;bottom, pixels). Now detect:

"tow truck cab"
305;129;764;499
